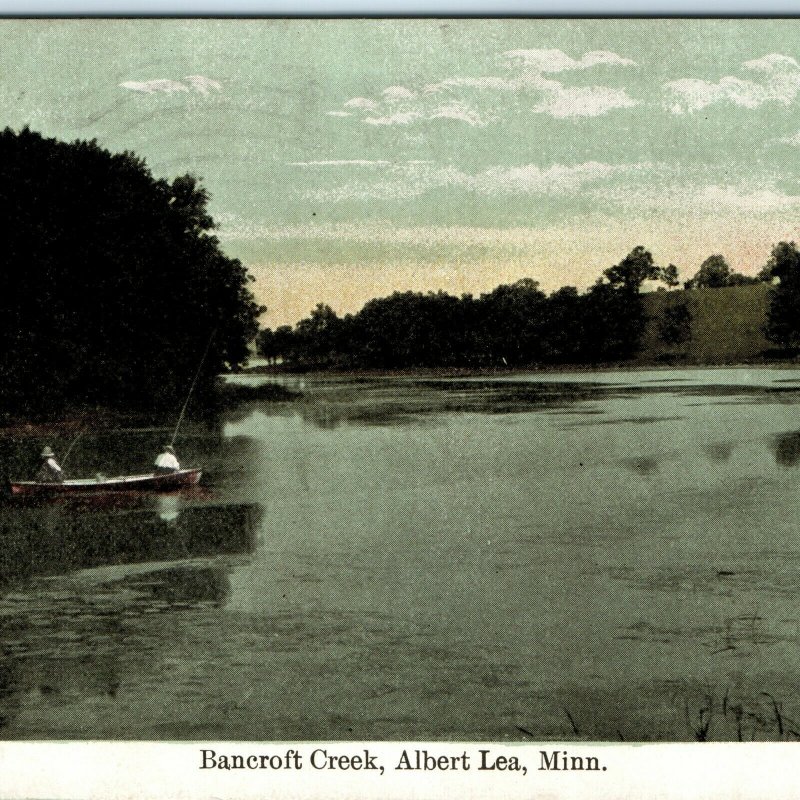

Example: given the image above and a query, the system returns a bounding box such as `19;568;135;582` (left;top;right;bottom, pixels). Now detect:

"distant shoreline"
242;356;800;380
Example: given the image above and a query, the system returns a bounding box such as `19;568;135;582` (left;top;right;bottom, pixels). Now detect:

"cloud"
364;111;424;126
288;160;391;166
382;86;417;100
279;157;799;220
664;53;800;113
343;97;379;110
330;47;636;125
120;75;222;95
297;160;649;203
120;79;189;94
183;75;223;94
502;48;635;72
743;53;799;72
594;182;800;216
428;102;488;126
777;131;800;146
531;80;638;118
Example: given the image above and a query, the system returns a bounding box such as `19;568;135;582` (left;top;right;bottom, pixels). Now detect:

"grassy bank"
640;283;774;365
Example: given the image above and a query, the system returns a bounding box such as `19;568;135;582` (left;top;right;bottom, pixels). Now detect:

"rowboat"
7;468;202;497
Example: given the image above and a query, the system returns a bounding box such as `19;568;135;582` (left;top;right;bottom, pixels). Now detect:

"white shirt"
154;452;180;470
45;458;62;473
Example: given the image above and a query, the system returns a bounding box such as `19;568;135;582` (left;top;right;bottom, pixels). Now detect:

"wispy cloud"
329;47;637;125
120;75;222;95
284;159;651;203
364;111;426;127
502;48;636;72
594;182;800;215
278;157;800;221
664;53;800;113
776;130;800;146
289;160;392;167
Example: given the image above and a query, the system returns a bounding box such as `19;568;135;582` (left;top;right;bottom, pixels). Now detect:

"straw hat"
163;445;175;454
40;446;55;458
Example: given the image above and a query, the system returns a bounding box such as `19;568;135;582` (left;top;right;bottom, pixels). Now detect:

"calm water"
3;367;800;741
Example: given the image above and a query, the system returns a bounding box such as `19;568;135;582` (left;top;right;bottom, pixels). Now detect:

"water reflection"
290;380;614;429
622;455;662;476
156;494;181;523
0;501;259;734
0;502;259;589
234;374;800;430
7;369;800;739
703;442;735;463
773;431;800;467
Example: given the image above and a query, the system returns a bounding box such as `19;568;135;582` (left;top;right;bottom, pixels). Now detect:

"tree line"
258;245;800;370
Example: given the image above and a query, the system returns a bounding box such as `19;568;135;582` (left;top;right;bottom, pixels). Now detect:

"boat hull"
7;468;202;497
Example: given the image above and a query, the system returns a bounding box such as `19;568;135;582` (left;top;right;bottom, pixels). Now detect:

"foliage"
259;245;692;369
0;127;263;416
685;254;761;289
580;246;681;361
657;301;692;346
763;241;800;349
601;245;675;292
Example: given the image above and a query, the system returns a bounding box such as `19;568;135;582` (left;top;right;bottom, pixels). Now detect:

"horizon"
3;19;800;326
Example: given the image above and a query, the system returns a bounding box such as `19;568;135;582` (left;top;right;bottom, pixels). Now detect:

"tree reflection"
773;431;800;467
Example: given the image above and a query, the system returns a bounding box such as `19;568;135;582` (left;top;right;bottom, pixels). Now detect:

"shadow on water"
704;442;735;463
284;380;617;429
0;501;260;590
227;376;800;430
0;501;261;734
621;455;662;476
773;431;800;467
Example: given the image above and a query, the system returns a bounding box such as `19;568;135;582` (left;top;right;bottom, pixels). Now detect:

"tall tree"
586;246;677;361
763;241;800;349
0;127;263;415
602;246;669;292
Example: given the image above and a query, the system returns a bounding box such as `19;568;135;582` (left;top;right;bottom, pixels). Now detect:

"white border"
2;741;800;799
0;11;795;800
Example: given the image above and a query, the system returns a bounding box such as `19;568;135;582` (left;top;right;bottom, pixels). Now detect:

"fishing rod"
60;427;85;469
169;328;217;447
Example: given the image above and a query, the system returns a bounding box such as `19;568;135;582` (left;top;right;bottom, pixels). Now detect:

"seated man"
154;444;180;474
37;446;64;483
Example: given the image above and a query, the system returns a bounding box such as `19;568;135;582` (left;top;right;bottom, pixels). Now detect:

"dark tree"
662;263;680;288
602;245;669;292
685;254;761;289
476;279;547;366
293;304;344;367
584;246;677;361
686;254;732;289
256;328;279;364
657;301;692;346
763;241;800;349
0;127;262;416
349;291;472;369
538;286;585;362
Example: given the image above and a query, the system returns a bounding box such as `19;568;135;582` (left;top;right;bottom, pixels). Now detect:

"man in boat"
154;444;180;475
36;446;64;483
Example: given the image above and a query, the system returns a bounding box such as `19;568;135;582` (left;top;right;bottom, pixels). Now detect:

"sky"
3;19;800;326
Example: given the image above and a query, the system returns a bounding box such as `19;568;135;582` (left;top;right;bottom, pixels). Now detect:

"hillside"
640;283;773;365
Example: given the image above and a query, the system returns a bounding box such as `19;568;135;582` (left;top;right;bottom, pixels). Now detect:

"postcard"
1;17;800;799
